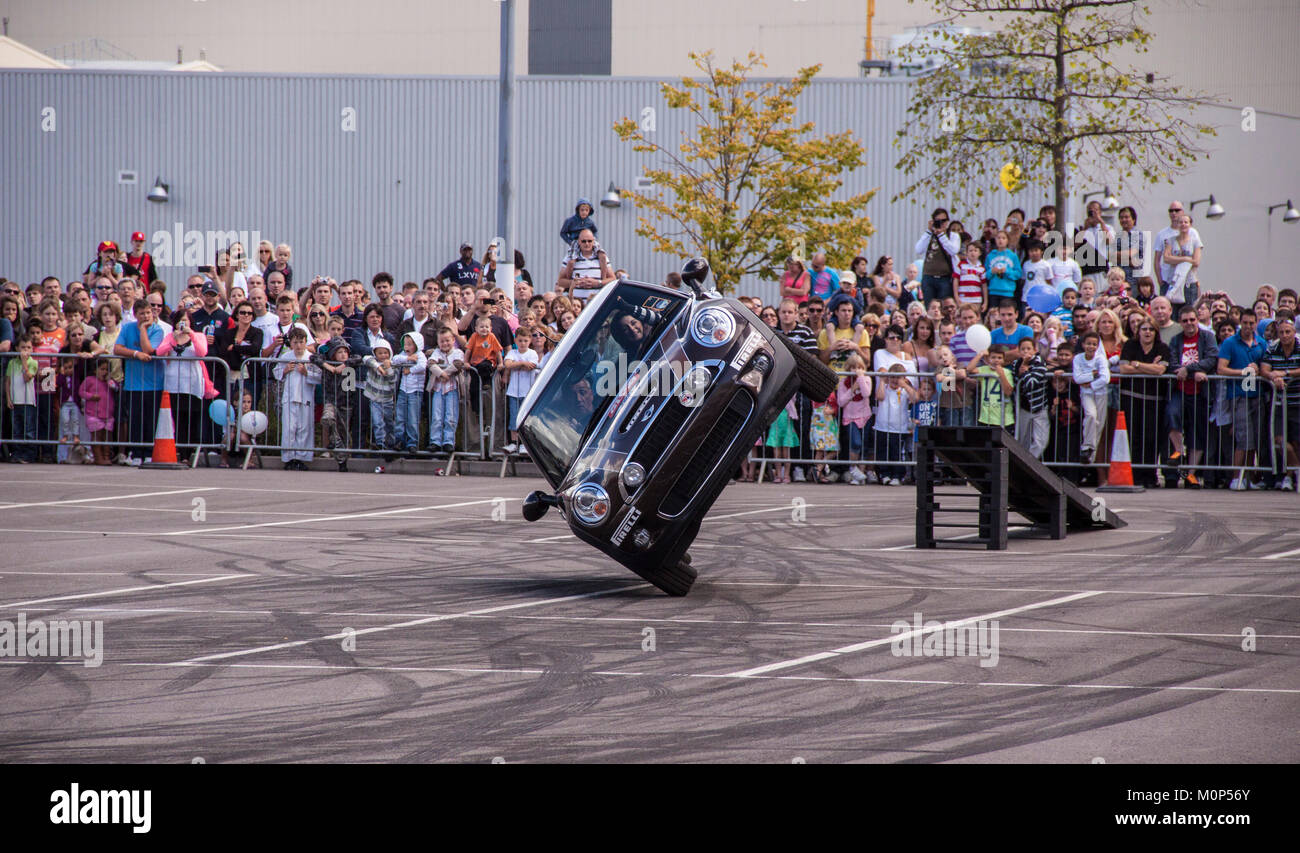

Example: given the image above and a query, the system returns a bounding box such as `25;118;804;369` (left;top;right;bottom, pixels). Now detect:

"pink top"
835;374;874;428
78;375;118;420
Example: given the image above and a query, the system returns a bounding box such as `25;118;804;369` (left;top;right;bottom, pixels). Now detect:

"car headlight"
690;307;736;347
570;483;611;526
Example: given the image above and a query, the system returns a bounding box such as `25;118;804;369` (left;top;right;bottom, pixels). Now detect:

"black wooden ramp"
915;425;1126;550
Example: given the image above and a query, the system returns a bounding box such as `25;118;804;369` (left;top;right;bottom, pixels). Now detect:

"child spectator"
954;241;988;316
272;327;319;470
6;336;38;462
1103;267;1129;300
974;344;1015;428
465;313;503;416
311;337;364;471
935;344;973;426
1047;364;1082;474
765;397;800;483
874;364;917;485
235;390;263;468
1132;276;1157;309
1072;331;1110;464
810;391;840;483
501;327;539;455
426;327;465;456
266;244;294;292
362;338;398;455
55;356;84;463
1011;337;1049;458
79;358;117;465
559;198;598;247
1040;315;1065;362
1051;287;1078;337
911;374;938;478
390;331;428;454
1050;241;1083;296
836;353;873;485
985;230;1021;305
1020;240;1053;303
1077;279;1097;310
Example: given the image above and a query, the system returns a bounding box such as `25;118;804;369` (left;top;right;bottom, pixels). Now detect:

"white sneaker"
865;470;879;484
125;456;142;468
1247;479;1266;490
792;468;806;482
503;443;517;454
1276;475;1294;491
845;469;865;485
824;470;840;483
885;477;899;486
1228;478;1246;491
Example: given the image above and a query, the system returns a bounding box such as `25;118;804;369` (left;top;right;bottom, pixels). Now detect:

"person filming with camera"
915;208;962;304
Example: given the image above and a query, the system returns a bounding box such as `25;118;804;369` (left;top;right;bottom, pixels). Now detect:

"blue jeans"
369;398;395;451
940;403;975;426
921;273;953;303
395;388;422;450
430;388;459;448
10;404;37;461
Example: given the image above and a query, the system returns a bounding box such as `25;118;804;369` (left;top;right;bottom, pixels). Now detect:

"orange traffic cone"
140;391;187;469
1097;409;1144;493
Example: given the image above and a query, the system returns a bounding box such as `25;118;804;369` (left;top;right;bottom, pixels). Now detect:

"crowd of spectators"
2;196;1297;490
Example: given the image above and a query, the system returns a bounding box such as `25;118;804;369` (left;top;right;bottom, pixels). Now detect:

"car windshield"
521;285;684;487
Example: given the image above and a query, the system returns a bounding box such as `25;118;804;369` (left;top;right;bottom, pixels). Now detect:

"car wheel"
633;558;697;596
777;334;840;401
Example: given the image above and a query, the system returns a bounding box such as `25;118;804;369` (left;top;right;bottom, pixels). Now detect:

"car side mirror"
522;490;560;522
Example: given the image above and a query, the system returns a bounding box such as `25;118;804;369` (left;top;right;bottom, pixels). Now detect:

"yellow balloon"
1000;162;1023;193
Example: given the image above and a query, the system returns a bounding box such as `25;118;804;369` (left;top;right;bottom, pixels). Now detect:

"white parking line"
107;661;1300;695
0;574;255;611
526;534;574;543
0;487;218;511
1263;546;1300;561
725;591;1104;678
158;498;503;536
180;582;647;664
707;581;1300;599
706;505;821;521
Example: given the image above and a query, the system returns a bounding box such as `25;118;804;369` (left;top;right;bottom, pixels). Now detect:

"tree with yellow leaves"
615;52;874;292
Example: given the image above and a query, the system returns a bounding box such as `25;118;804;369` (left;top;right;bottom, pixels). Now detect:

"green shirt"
974;364;1013;426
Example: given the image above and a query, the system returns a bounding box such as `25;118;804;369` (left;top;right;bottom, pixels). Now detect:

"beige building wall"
7;0;1295;116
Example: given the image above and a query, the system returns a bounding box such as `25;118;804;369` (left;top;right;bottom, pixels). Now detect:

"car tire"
777;334;840;401
634;557;697;596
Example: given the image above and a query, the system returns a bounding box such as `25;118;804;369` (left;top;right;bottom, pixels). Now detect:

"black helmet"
680;257;710;286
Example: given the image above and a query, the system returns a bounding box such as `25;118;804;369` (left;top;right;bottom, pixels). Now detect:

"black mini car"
517;259;839;595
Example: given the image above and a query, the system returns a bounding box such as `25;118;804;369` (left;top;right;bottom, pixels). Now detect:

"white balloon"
965;323;992;353
240;411;269;436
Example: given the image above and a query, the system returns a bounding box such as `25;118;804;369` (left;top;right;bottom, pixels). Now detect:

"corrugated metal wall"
1;68;1051;306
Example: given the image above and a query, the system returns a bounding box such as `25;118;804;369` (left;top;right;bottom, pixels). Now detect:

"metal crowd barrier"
1;350;230;465
231;355;505;465
738;363;1298;486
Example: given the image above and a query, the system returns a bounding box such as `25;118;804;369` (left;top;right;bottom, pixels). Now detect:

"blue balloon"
1025;283;1062;314
208;399;236;426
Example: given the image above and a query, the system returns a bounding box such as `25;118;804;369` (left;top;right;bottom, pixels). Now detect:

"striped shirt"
779;322;818;356
1262;339;1300;406
955;259;985;304
1011;355;1048;413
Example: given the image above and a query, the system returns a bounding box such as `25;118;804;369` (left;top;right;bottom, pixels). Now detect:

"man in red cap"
125;231;155;288
83;240;124;286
